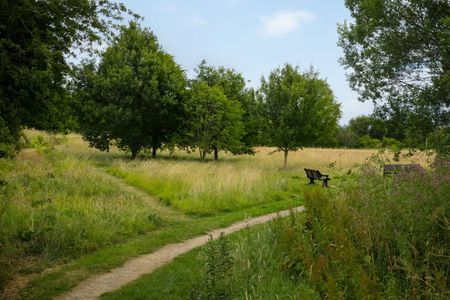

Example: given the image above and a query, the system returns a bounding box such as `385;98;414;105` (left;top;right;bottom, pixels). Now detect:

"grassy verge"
21;197;300;299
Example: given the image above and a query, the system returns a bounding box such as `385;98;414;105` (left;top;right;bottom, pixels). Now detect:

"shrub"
427;127;450;158
190;234;234;299
0;117;20;158
359;135;382;148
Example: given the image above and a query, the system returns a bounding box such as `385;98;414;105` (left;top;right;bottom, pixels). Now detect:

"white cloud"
259;9;315;36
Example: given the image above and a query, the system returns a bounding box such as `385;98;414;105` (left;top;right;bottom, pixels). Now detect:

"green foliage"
339;115;404;149
349;115;385;140
185;81;244;161
254;164;449;298
260;64;341;167
193;61;261;155
76;22;187;159
0;117;20;158
427;127;450;158
359;134;381;148
0;178;9;228
338;0;450;144
0;0;132;154
190;234;234;300
336;125;359;148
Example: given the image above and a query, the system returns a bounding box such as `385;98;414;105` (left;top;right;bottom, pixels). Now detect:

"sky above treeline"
121;0;373;125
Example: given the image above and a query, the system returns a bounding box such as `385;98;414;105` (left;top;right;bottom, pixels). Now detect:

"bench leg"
309;178;315;184
323;179;329;187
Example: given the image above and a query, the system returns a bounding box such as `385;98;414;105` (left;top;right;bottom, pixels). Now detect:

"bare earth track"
57;206;305;300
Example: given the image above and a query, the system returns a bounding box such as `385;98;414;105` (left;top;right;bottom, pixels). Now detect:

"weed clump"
190;233;234;300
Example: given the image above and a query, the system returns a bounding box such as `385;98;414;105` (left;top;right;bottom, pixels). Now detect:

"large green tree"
186;81;244;161
0;0;133;157
338;0;450;145
76;22;186;159
260;64;341;168
195;61;259;158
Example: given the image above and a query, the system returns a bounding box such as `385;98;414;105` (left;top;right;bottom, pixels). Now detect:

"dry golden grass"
252;146;430;172
21;131;431;214
45;131;430;172
102;141;431;214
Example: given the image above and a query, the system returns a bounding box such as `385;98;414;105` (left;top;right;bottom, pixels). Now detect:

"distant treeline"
336;115;445;150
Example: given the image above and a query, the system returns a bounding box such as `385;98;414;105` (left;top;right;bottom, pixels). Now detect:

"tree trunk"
152;146;157;158
283;149;288;169
201;149;207;161
131;148;139;160
213;147;218;160
199;148;206;161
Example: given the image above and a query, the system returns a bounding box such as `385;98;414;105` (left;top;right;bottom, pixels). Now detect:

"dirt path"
56;206;305;300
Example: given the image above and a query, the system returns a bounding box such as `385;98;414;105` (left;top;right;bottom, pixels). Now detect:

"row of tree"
74;23;341;167
1;1;448;160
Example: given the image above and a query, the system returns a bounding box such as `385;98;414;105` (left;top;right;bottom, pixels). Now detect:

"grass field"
0;130;432;299
104;162;449;300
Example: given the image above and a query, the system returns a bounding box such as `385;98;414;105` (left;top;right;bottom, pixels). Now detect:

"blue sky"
121;0;373;125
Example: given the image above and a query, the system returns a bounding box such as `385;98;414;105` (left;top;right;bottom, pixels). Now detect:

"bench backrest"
383;164;422;175
304;168;321;179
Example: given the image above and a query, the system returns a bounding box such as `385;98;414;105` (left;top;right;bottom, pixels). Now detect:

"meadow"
104;160;449;300
0;130;431;299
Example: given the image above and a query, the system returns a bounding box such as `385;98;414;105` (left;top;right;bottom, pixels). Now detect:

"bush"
190;233;234;299
359;135;382;148
427;127;450;158
0;117;20;158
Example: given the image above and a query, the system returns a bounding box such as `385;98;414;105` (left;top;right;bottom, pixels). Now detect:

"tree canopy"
76;22;187;159
260;64;341;168
185;81;244;161
0;0;134;156
338;0;450;144
194;61;258;157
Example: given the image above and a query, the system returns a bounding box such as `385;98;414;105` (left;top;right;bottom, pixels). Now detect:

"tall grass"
188;160;449;299
105;145;428;215
0;134;165;289
108;159;296;215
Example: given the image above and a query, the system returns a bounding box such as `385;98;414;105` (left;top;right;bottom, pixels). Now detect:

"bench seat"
304;168;330;187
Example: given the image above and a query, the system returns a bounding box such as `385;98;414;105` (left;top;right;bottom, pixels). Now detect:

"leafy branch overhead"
0;0;137;156
338;0;450;144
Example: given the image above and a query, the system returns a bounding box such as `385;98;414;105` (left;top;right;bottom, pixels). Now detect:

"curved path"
57;206;305;300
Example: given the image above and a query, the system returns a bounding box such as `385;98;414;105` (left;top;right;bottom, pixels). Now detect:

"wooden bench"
304;168;330;187
383;164;422;176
